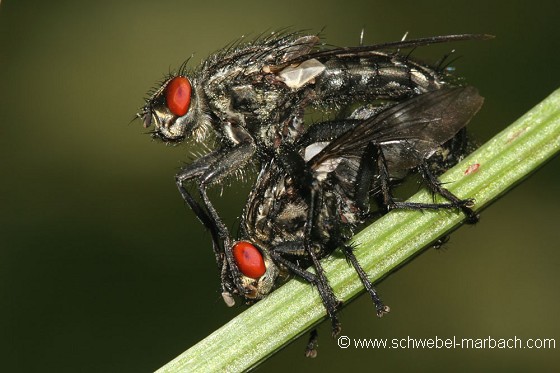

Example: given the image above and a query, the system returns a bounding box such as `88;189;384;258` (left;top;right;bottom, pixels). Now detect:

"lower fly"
220;87;484;355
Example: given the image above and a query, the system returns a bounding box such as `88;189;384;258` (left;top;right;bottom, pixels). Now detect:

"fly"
136;31;492;303
224;86;483;354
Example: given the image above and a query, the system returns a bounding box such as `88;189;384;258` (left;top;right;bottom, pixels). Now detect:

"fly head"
138;73;209;144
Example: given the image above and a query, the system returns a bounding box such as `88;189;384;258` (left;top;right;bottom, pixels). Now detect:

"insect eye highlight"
165;76;192;116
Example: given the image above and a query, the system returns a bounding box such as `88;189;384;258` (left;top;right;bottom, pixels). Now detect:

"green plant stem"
156;88;560;373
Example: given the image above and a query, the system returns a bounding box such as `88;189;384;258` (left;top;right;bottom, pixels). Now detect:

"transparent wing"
281;34;493;66
308;86;484;172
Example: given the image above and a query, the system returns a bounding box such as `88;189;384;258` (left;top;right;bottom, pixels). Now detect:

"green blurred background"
1;0;558;371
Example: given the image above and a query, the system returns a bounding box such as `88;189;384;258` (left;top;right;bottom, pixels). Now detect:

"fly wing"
280;34;493;66
279;35;320;63
308;86;484;172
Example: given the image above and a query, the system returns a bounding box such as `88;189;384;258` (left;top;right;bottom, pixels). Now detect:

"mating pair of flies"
137;31;489;354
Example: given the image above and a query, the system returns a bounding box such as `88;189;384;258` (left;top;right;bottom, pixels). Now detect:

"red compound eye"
232;241;266;279
165;76;192;116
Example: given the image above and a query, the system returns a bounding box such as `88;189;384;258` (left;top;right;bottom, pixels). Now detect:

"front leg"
176;140;257;301
175;150;226;268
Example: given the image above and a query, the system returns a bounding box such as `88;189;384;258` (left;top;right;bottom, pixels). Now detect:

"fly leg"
176;140;257;303
337;142;389;316
273;144;343;335
374;144;477;222
305;180;343;337
340;244;390;317
270;250;342;336
418;162;479;223
305;329;319;358
176;178;234;304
